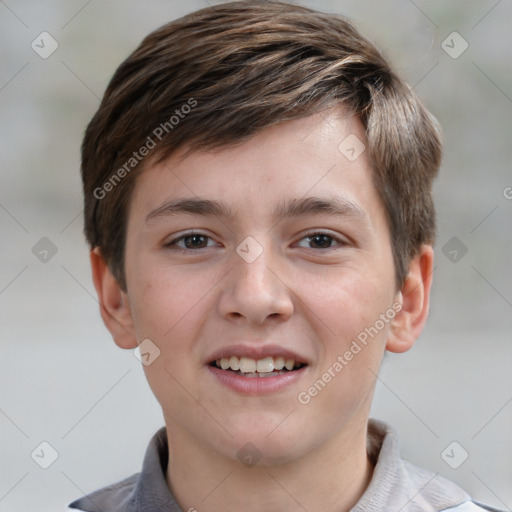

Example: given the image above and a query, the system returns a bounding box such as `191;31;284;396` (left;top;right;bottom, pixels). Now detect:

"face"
122;109;401;464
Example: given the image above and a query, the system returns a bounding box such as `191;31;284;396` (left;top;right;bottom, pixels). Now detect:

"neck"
165;418;375;512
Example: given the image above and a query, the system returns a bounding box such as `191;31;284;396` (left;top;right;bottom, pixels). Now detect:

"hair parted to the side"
81;0;442;292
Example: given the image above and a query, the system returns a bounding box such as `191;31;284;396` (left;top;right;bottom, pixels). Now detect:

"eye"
165;232;217;251
296;232;346;250
164;231;347;252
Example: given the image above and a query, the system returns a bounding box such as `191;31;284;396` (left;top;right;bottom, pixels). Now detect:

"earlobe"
90;247;138;350
386;244;434;354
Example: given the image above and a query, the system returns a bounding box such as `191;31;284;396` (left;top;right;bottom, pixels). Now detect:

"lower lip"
207;365;307;395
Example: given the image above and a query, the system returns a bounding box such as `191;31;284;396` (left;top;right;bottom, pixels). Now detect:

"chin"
223;419;309;466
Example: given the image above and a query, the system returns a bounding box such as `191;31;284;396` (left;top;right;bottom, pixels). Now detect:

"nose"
217;242;294;326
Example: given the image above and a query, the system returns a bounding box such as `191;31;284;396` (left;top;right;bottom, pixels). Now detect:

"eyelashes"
296;232;346;250
165;232;216;251
164;231;348;253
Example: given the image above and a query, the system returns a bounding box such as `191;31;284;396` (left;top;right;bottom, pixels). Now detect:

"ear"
90;247;138;350
386;244;434;353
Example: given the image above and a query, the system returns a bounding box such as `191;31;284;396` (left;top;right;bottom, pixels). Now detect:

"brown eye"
297;232;345;250
308;234;334;249
182;234;209;249
165;232;216;251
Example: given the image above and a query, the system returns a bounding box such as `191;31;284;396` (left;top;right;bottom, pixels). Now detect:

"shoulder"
67;473;138;511
67;426;175;512
400;459;506;512
356;419;507;512
440;501;509;511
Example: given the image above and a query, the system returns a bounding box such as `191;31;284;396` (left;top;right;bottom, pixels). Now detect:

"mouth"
209;356;307;378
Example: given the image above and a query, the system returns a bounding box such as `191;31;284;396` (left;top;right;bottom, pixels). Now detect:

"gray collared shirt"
68;418;504;512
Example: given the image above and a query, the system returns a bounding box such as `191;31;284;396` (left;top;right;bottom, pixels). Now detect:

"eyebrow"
145;195;370;227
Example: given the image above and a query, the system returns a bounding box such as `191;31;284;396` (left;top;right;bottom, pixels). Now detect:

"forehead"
128;109;387;232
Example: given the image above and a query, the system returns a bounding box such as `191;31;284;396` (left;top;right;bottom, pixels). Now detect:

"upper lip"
206;344;309;365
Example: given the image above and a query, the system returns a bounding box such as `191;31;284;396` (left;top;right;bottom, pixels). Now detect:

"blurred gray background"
1;1;511;511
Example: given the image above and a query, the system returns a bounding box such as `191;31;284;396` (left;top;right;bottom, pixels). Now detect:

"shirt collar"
69;418;470;511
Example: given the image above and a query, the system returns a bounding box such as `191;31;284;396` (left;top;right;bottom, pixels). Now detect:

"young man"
69;2;503;511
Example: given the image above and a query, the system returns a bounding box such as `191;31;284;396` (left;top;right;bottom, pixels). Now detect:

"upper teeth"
216;356;297;373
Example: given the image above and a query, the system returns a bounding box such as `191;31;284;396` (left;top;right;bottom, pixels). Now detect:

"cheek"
299;278;391;426
130;266;213;405
128;260;209;341
298;264;394;412
302;266;393;345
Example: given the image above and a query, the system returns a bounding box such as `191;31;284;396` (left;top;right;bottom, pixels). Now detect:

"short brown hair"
81;0;442;291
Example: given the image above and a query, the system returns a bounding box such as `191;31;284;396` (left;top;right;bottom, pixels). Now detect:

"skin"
91;108;434;512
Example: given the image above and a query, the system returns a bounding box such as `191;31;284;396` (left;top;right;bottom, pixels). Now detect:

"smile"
207;356;308;394
211;355;305;377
